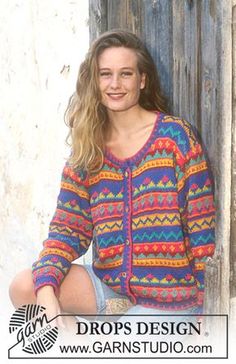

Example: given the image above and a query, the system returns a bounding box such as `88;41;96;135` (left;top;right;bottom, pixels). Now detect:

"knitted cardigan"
32;112;215;311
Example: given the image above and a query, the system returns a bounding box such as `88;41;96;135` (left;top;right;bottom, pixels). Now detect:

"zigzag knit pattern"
32;112;215;311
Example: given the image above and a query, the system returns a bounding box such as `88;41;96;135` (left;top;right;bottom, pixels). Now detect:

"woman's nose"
110;74;121;89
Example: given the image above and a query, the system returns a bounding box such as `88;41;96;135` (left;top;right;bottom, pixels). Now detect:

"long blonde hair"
65;29;169;174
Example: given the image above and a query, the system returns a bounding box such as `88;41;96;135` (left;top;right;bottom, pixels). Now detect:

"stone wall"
0;0;89;323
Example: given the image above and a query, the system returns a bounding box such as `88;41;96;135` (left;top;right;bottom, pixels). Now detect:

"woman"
9;30;215;325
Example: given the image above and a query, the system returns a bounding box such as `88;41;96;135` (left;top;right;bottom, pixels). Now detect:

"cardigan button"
130;296;136;304
124;171;129;178
121;272;127;278
125;239;130;245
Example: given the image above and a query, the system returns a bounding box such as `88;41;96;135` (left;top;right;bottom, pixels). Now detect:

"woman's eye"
121;72;133;77
99;72;111;77
99;71;133;78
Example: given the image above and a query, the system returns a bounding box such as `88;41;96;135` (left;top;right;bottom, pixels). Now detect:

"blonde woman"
9;30;215;325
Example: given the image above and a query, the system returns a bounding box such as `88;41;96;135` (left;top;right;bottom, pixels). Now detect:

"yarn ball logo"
9;304;58;355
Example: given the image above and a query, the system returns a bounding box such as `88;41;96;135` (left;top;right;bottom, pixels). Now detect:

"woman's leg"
9;264;97;314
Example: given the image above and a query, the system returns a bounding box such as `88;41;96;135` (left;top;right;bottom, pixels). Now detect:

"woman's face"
98;47;146;113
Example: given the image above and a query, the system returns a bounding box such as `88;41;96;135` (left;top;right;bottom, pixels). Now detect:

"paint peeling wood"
107;0;143;36
142;0;173;109
215;1;232;314
89;0;107;41
172;0;199;126
231;4;236;298
204;256;221;314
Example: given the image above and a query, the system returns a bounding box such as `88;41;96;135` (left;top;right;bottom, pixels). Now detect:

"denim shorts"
83;264;128;314
83;264;200;319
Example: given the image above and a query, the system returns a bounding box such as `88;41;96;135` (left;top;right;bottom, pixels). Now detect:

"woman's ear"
140;73;146;90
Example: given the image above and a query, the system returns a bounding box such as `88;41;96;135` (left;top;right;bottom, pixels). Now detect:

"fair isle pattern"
32;112;215;311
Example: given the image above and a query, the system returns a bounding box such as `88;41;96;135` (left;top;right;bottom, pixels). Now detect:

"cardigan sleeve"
32;163;93;295
176;123;216;308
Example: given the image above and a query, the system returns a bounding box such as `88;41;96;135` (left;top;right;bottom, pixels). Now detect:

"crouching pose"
9;30;215;326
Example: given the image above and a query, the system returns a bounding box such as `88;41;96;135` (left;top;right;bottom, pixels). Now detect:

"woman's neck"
106;105;154;138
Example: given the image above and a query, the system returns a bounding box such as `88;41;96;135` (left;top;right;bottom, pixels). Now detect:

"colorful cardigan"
32;112;215;311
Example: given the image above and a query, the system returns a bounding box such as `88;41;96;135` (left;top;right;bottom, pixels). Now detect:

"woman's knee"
9;264;97;314
59;264;97;314
9;268;36;308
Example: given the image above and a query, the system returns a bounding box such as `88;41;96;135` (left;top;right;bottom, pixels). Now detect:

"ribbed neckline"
104;111;163;168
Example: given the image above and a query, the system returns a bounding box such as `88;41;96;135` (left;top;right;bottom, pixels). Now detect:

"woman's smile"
106;92;127;100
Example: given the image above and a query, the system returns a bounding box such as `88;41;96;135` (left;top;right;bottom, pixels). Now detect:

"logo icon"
9;304;58;354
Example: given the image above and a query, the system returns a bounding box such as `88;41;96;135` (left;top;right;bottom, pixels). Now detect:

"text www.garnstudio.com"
59;341;212;355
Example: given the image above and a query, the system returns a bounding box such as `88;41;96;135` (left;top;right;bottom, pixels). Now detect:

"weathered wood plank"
142;0;173;110
204;256;221;314
231;3;236;298
172;0;199;126
199;0;218;155
214;0;232;314
89;0;107;42
107;0;143;36
107;0;127;31
197;0;222;314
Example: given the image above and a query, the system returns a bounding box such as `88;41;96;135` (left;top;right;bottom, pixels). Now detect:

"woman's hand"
36;285;65;328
